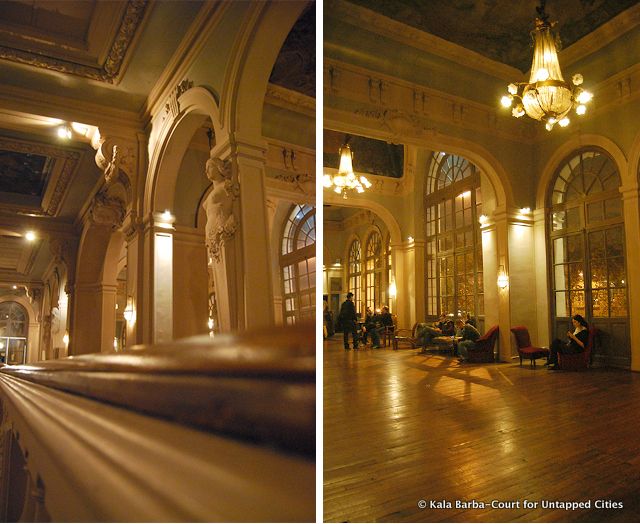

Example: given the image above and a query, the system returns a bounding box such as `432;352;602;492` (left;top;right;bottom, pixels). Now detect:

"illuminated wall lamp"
123;296;135;323
63;331;70;346
497;265;509;289
389;280;397;299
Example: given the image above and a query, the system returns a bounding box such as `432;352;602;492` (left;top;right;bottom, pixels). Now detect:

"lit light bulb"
577;91;593;104
572;74;584;86
545;122;553;131
512;105;525;118
323;174;332;187
500;95;512;108
576;105;587;115
507;83;518;95
57;125;72;140
536;68;549;81
558;117;570;127
25;231;36;242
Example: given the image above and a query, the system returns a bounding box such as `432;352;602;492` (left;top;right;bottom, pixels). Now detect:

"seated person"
378;306;394;330
360;306;374;344
455;318;481;362
435;313;455;336
362;306;382;348
465;313;478;328
415;321;445;350
547;314;589;370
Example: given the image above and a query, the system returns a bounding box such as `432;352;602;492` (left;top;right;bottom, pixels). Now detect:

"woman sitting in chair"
547;314;589;370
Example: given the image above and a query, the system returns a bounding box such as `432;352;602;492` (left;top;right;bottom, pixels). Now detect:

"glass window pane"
587;201;603;224
566;207;581;229
555;291;569;317
590;259;607;289
568;263;584;289
608;257;626;288
570;291;585;317
554;264;569;290
589;230;606;259
552;211;566;231
592;289;609;317
553;238;567;264
610;288;628;317
566;235;583;262
606;227;624;257
604;198;622;219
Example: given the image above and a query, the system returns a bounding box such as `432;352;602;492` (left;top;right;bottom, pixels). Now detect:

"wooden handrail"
0;323;315;522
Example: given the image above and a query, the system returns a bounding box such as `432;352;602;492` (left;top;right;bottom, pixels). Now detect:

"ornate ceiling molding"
0;0;149;84
0;137;82;217
327;0;519;82
265;84;315;117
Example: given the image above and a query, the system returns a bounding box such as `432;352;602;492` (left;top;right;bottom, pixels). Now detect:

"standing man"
339;292;359;350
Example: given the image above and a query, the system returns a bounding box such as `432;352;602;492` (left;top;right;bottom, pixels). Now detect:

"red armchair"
511;326;549;367
467;325;499;363
558;326;597;370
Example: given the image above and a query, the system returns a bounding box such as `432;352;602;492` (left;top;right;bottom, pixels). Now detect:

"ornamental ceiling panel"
0;0;148;83
324;129;404;178
269;3;315;97
0;137;81;217
343;0;639;72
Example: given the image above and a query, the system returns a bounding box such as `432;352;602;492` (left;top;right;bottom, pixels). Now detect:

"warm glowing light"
113;337;119;350
63;332;69;346
324;143;371;198
501;3;592;130
123;296;135;322
479;214;488;224
162;210;172;221
519;207;531;215
407;236;414;243
11;285;17;290
497;273;509;289
57;125;72;140
576;104;586;115
207;318;214;330
389;281;397;299
25;231;36;242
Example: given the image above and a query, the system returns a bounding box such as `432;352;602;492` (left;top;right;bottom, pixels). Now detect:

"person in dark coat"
339;292;359;350
547;314;589;370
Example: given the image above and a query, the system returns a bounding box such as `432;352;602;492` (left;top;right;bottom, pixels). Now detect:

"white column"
153;230;173;343
621;184;640;371
533;208;551;347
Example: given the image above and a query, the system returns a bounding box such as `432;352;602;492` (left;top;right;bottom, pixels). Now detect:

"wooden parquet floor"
323;338;640;523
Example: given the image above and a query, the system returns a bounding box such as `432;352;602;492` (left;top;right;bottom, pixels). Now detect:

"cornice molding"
0;84;142;133
324;58;536;145
265;84;315;117
327;0;520;82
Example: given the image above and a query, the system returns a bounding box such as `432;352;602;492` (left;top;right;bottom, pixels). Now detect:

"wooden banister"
0;322;315;522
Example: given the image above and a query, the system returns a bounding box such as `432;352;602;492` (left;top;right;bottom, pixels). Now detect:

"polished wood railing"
0;323;315;522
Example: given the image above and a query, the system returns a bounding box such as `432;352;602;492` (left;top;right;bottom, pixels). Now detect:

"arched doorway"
547;147;629;367
0;301;28;364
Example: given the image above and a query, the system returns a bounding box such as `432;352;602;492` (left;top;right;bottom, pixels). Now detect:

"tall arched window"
281;204;316;324
548;148;628;367
0;301;28;364
425;152;483;322
348;239;362;314
364;231;382;310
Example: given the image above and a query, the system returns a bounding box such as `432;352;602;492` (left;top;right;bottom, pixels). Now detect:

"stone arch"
0;296;39;364
220;1;308;144
536;134;628;209
324;193;403;245
146;86;225;217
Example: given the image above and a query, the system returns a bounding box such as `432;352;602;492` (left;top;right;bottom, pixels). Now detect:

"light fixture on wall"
497;265;509;289
123;296;135;323
63;331;69;347
57;124;72;140
500;0;592;131
389;280;397;299
323;140;371;199
24;230;36;242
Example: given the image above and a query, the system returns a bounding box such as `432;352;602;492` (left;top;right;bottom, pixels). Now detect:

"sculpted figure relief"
203;157;239;261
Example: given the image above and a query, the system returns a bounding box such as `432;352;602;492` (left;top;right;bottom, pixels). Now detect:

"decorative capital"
165;79;194;118
90;192;126;229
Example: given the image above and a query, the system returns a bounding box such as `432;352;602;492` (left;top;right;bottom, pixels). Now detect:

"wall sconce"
63;331;69;346
123;296;135;322
389;280;397;299
497;265;509;289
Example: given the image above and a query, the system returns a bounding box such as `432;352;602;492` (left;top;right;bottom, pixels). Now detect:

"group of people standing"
338;292;393;350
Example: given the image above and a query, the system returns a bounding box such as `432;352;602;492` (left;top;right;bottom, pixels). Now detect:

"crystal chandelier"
500;0;593;131
323;143;371;199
